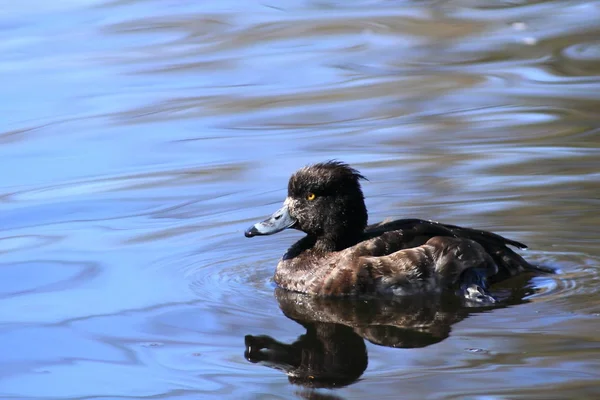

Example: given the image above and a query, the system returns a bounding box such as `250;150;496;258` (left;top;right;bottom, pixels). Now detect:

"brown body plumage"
245;161;546;303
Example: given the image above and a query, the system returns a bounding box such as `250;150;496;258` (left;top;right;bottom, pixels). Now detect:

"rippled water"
1;0;599;398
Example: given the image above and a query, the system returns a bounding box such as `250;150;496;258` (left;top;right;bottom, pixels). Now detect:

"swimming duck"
245;161;545;303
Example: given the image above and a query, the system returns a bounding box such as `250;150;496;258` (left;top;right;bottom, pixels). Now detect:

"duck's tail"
523;263;557;274
487;245;556;284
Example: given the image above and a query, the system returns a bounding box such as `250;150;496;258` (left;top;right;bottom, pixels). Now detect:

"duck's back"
368;218;536;276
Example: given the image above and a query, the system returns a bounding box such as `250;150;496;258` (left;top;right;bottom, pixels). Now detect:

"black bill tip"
245;226;259;238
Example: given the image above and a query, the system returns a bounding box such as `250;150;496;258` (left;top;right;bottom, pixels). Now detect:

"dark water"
1;0;599;398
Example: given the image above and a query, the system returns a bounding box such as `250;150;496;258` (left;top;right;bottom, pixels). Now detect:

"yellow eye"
307;193;316;201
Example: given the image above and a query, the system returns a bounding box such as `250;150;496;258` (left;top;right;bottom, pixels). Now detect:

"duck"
245;161;549;304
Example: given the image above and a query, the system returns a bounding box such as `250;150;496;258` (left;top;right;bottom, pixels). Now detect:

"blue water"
1;0;599;398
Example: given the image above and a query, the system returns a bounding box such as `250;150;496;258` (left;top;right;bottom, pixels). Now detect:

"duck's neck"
313;230;363;253
283;230;363;261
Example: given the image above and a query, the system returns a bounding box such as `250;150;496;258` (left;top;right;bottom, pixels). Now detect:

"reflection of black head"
244;290;466;389
245;322;367;389
294;389;346;400
245;286;531;389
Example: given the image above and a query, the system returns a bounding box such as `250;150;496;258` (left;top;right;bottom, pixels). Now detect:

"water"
1;0;599;398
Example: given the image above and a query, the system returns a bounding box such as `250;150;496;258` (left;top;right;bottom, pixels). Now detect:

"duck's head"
245;161;368;251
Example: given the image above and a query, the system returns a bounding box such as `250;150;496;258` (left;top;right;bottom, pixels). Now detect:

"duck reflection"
245;281;534;389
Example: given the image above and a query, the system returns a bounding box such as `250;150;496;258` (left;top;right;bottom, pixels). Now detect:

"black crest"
288;160;367;197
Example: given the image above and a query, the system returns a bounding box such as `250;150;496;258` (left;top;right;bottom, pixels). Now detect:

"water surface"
1;0;599;399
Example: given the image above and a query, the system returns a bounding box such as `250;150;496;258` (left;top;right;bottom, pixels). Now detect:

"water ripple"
1;0;599;398
0;260;100;299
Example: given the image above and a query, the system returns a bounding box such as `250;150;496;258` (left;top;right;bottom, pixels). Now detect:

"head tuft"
288;160;367;197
